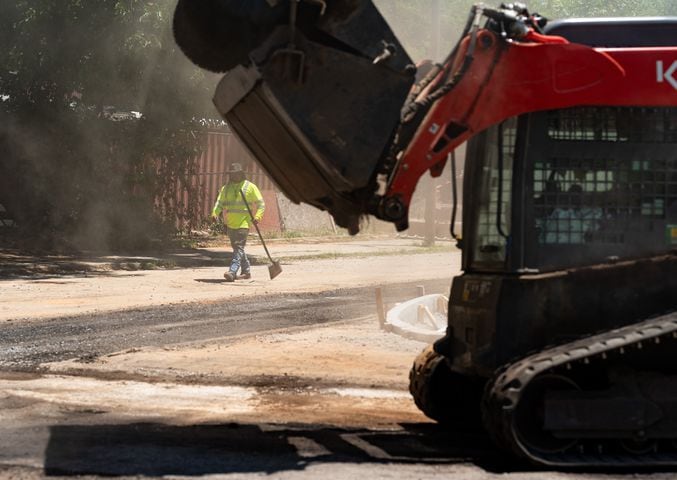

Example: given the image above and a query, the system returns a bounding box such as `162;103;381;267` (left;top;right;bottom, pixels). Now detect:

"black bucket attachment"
175;0;414;233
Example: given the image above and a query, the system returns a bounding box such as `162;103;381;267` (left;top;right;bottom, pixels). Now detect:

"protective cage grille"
473;118;518;265
534;107;677;246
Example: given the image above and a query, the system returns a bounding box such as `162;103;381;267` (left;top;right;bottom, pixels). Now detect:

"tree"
0;1;220;250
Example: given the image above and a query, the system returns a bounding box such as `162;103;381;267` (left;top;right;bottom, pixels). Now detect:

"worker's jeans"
228;228;250;276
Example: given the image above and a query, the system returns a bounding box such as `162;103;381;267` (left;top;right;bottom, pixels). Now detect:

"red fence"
187;130;282;232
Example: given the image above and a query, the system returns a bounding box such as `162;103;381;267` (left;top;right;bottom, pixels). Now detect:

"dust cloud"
0;1;219;252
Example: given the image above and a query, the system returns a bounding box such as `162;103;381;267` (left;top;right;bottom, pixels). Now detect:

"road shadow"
44;422;520;477
194;278;262;286
0;248;267;281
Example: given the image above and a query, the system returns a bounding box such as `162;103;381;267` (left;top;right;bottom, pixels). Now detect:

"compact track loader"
174;0;677;466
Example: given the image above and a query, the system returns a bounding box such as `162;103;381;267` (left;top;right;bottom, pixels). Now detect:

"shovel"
240;189;283;280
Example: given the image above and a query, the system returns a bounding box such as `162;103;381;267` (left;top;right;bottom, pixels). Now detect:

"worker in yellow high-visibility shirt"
211;163;265;282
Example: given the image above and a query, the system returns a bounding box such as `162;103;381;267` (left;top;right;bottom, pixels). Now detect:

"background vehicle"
174;0;677;466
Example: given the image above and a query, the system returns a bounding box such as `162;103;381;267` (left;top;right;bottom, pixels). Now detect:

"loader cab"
463;106;677;274
461;17;677;275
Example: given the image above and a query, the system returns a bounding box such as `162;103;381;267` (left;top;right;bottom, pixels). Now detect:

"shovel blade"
268;261;282;280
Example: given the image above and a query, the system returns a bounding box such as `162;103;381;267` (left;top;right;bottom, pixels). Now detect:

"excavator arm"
174;1;677;233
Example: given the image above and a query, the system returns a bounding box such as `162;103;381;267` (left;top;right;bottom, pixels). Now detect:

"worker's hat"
227;163;244;173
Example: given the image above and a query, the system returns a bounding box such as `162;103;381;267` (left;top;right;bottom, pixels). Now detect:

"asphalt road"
2;279;674;479
1;386;673;480
0;418;504;479
0;279;449;370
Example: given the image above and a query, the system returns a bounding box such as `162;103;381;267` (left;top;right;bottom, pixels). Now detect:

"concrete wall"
276;195;336;234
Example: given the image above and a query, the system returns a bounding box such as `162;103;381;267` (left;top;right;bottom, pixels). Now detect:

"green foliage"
0;0;220;251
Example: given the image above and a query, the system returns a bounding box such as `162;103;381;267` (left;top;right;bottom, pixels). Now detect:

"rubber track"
409;345;446;422
483;311;677;467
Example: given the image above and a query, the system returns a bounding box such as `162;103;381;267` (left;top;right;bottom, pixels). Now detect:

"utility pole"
424;0;442;246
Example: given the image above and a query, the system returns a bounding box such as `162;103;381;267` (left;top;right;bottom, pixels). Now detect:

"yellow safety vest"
212;180;265;230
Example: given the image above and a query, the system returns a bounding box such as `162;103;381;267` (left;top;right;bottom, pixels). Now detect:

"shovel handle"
239;189;275;264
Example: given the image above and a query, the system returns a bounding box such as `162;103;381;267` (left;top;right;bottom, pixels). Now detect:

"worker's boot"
238;272;251;280
223;271;236;282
